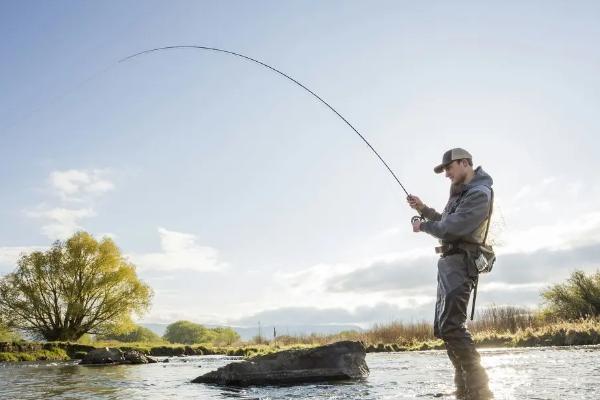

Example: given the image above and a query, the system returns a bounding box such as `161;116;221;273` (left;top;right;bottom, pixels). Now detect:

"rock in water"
123;350;158;364
192;340;369;386
80;347;125;365
80;348;157;365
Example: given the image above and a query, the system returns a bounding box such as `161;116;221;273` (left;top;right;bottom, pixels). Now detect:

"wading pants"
434;252;492;400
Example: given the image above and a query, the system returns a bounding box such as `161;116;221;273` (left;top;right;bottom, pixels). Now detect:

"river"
1;346;599;399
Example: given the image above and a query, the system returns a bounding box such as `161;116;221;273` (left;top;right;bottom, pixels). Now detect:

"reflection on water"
1;347;599;399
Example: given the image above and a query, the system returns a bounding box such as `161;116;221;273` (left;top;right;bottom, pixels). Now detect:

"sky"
1;1;600;329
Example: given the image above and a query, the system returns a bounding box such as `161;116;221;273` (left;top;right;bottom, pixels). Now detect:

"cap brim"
433;164;445;174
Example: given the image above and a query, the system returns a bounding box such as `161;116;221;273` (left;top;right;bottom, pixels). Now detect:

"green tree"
542;270;600;320
0;322;22;342
212;326;241;346
163;320;213;344
0;231;152;341
100;324;162;343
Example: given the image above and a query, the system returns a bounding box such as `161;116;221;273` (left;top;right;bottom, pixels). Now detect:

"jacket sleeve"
421;206;442;221
420;188;490;241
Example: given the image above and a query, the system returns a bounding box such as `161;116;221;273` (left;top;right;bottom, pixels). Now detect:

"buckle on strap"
435;244;451;254
435;243;464;255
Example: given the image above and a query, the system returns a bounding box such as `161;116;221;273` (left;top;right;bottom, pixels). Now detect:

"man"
407;148;494;400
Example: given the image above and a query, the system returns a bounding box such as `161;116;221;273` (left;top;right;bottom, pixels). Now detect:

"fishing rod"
120;46;423;222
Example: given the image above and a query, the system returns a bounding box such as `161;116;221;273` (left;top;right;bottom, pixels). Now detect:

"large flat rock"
192;340;369;386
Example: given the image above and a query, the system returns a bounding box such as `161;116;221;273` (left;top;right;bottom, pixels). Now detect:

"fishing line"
0;63;119;133
119;46;415;201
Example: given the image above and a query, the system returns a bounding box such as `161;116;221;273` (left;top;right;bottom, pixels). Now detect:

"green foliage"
163;320;210;344
76;334;95;345
163;320;240;345
542;270;600;320
0;231;153;341
0;323;22;342
100;324;162;343
211;326;241;346
0;348;69;362
0;352;18;362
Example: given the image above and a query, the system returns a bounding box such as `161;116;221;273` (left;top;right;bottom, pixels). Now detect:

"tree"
99;324;162;343
0;231;152;341
212;326;241;346
542;270;600;320
163;320;210;344
0;322;22;342
162;321;240;345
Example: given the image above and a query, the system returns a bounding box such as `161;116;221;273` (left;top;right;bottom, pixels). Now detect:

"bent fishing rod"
120;46;423;222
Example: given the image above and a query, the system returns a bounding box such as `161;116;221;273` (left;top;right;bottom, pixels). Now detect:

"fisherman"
407;148;494;400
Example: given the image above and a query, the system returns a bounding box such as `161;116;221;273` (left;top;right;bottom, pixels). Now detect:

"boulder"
80;347;125;365
123;350;158;364
80;348;157;365
192;340;369;386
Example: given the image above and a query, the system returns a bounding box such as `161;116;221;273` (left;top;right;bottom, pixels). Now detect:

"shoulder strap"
481;187;494;245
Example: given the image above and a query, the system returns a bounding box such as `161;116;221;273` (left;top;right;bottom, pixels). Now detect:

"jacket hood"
451;166;493;195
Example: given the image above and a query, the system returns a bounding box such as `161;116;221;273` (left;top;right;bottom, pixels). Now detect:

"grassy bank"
276;317;600;351
1;318;599;363
0;348;69;362
0;340;314;362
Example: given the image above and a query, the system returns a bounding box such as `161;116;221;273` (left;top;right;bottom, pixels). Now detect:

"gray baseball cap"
434;148;473;174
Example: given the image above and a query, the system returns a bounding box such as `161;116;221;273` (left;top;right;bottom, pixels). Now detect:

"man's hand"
407;195;425;211
412;219;422;232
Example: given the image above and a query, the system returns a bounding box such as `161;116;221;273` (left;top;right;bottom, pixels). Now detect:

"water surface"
1;346;599;399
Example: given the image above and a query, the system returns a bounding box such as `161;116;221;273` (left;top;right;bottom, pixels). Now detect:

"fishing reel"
411;215;425;224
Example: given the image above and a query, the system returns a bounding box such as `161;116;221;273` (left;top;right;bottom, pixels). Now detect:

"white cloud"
228;302;435;328
26;207;96;240
25;168;115;239
499;210;600;254
0;246;47;270
139;308;224;325
49;169;114;201
129;227;227;272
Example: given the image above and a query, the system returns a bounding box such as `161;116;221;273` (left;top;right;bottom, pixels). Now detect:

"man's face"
444;160;467;184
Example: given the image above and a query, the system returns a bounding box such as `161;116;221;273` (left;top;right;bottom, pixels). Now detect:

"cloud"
491;242;600;284
25;168;115;239
476;282;546;307
0;246;47;271
321;241;600;305
322;201;600;296
49;169;114;201
26;207;96;240
498;211;600;254
140;308;224;325
326;254;437;294
230;301;434;327
129;227;227;272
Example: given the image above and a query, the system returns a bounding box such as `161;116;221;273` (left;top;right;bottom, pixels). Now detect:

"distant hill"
141;323;364;341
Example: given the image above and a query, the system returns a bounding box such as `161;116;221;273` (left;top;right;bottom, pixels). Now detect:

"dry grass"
246;307;600;350
470;305;540;333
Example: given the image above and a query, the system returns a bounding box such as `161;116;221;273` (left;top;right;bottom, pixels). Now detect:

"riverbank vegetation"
1;316;598;362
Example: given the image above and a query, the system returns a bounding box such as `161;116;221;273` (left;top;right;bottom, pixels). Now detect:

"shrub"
542;270;600;320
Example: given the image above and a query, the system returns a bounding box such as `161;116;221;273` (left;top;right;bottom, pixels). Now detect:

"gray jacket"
420;167;493;245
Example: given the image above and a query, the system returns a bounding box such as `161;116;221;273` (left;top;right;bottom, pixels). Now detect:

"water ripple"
1;346;599;399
